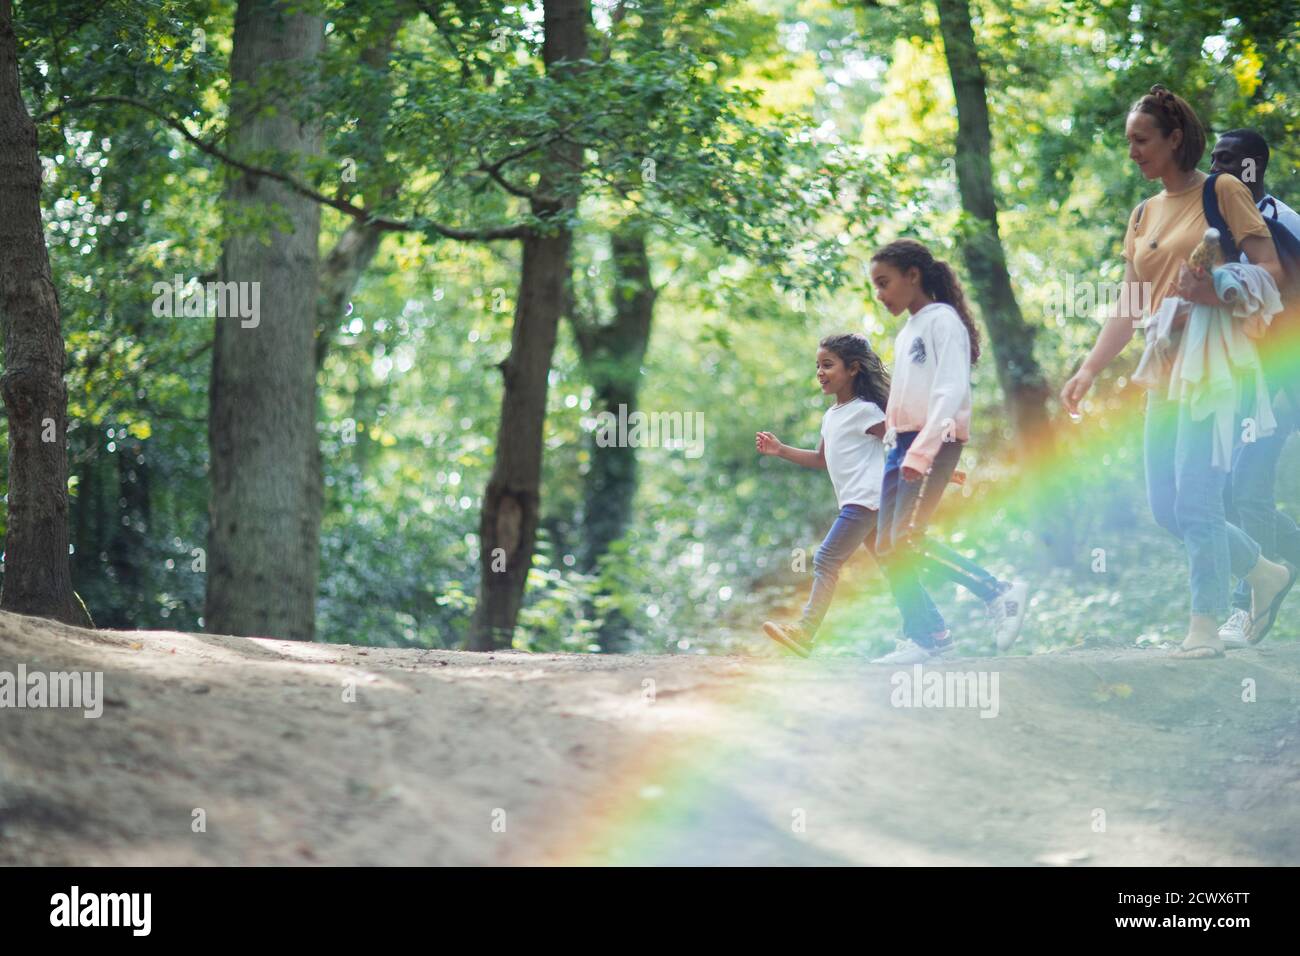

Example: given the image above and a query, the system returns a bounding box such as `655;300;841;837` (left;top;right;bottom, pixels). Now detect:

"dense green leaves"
5;0;1299;649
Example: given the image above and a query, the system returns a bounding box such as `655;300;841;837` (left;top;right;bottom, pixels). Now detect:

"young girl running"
756;333;898;657
868;239;1028;664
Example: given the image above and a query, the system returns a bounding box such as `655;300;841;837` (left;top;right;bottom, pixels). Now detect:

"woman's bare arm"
1060;259;1142;414
1239;234;1285;288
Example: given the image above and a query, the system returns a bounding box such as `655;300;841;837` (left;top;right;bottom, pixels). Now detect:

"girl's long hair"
871;239;982;364
820;333;890;411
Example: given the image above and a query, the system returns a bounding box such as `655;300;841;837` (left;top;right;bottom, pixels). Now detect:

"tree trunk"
316;219;391;371
934;0;1051;446
574;223;656;651
934;0;1072;563
467;0;589;651
0;0;92;627
205;0;324;639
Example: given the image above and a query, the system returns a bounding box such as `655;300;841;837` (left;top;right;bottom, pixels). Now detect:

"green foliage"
5;0;1298;652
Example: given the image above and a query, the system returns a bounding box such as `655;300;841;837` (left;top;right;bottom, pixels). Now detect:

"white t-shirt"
820;397;887;509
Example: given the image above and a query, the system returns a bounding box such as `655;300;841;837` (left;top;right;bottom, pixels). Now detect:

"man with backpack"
1209;128;1300;644
1211;129;1300;239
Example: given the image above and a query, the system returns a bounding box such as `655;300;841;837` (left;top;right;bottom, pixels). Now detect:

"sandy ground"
0;609;1297;866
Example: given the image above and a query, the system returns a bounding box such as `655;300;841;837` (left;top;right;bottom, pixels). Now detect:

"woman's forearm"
1259;259;1285;290
1239;235;1285;290
1082;308;1138;376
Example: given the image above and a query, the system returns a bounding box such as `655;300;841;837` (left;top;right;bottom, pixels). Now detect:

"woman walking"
1060;85;1295;658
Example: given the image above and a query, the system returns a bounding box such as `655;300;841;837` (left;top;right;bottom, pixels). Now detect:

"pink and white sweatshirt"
884;301;972;474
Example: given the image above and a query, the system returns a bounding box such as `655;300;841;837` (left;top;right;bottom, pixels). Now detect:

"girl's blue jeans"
799;502;976;641
798;504;885;637
873;431;1006;645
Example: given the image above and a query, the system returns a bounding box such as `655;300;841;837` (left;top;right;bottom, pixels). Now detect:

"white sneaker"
1218;608;1251;647
872;639;937;665
988;580;1029;651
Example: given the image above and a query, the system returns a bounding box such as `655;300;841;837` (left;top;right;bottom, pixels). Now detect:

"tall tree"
26;0;859;646
205;0;325;639
0;0;92;627
467;0;590;651
933;0;1051;447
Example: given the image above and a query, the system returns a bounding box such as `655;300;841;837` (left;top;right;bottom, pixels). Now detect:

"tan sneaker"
762;622;812;658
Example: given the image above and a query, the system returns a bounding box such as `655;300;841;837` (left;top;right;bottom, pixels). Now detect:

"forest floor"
1;608;1298;866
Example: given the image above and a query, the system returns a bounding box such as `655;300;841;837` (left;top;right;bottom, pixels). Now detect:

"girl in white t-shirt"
755;333;900;657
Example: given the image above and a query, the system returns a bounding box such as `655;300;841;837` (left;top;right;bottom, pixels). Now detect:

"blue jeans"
875;431;1005;644
1145;390;1261;617
1227;389;1300;610
799;504;891;638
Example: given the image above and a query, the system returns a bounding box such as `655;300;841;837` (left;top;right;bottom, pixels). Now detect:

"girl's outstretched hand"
755;432;783;456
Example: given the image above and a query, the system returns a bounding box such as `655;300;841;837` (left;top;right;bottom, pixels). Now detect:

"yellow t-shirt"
1122;173;1272;313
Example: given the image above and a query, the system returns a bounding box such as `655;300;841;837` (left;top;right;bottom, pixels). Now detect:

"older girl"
867;239;1028;664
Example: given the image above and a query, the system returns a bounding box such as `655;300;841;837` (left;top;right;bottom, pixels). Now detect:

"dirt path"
1;610;1297;865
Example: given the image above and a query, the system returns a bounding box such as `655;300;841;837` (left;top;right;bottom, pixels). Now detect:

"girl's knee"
812;546;841;576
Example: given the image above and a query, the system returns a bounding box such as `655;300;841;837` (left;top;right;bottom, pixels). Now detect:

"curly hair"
819;333;890;411
870;238;981;364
